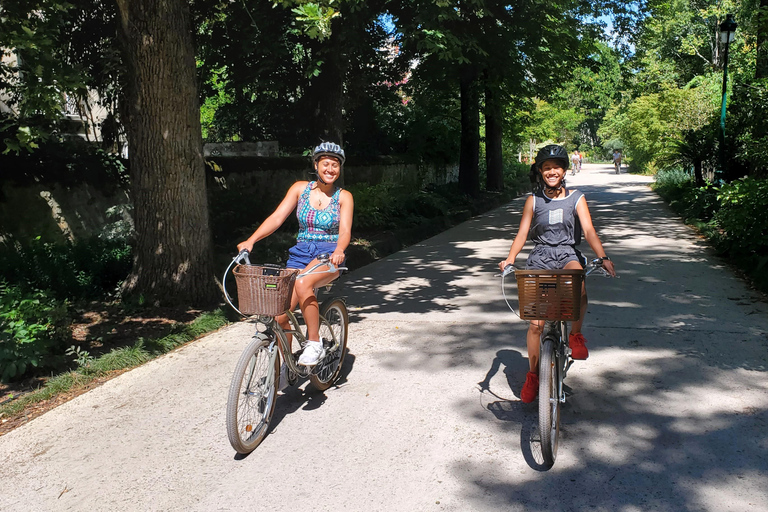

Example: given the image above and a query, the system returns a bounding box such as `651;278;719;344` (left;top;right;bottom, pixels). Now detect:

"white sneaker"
278;362;289;391
298;340;325;366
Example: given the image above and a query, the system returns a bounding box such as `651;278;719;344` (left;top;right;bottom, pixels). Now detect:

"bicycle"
500;258;612;467
222;250;349;454
614;160;621;174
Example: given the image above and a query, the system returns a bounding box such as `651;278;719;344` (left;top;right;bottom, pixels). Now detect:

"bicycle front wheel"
539;337;560;467
226;337;279;454
309;298;349;391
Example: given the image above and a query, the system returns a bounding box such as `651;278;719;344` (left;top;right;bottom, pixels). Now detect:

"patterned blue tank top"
296;182;342;243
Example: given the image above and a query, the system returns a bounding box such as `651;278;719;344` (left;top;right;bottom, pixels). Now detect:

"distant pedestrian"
612;149;622;174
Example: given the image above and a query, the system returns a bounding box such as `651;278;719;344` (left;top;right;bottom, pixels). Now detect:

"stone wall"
0;156;458;245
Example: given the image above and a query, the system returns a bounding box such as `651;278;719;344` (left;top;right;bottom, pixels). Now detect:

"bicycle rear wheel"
226;337;279;454
309;298;349;391
539;337;560;467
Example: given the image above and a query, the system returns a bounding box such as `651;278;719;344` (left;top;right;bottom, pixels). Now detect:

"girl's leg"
527;320;544;372
563;259;589;359
563;260;587;334
293;259;339;341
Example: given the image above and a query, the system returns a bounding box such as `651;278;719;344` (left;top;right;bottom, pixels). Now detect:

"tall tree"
758;0;768;78
115;0;217;306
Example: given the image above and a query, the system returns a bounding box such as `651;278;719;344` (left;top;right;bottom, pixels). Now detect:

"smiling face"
539;159;566;188
314;156;341;184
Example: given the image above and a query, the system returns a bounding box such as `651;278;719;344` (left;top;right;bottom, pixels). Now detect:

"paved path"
2;164;767;511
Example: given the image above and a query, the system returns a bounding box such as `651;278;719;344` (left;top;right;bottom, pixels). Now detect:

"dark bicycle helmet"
534;144;569;170
312;141;346;165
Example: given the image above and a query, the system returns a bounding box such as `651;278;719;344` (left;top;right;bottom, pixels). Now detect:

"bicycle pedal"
562;383;574;397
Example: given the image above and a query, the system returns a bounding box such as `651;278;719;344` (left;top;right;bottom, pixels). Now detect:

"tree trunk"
310;20;345;145
459;64;480;197
115;0;218;306
485;86;504;191
758;0;768;78
693;159;704;187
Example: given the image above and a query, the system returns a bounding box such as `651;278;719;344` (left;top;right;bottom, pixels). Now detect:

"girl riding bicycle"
237;142;354;366
498;144;615;403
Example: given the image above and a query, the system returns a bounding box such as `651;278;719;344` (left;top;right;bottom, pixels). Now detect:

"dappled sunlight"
334;168;768;510
688;473;768;511
590;299;642;308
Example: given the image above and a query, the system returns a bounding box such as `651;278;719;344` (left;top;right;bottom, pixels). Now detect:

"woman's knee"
294;278;315;298
528;322;544;336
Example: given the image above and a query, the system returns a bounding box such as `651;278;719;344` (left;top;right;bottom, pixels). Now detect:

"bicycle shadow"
478;348;559;471
274;351;356;422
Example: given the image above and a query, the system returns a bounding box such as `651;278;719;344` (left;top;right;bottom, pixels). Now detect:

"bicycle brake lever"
235;249;251;265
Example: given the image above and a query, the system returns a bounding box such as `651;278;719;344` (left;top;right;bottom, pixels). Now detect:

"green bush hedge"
0;283;70;381
654;170;768;291
0;237;131;381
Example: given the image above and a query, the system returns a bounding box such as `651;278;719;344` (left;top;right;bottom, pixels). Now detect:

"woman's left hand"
330;249;346;267
602;258;616;277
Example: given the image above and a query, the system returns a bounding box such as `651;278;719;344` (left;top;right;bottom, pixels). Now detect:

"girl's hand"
237;241;254;254
498;259;512;271
602;258;616;277
330;249;346;267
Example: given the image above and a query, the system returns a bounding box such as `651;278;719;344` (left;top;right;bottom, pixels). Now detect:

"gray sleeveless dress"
526;188;586;270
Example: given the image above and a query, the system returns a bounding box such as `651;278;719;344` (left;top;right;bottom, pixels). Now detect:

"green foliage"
0;283;69;381
598;78;719;171
65;344;94;369
0;0;122;153
0;237;132;303
653;171;768;291
519;99;585;149
714;178;768;261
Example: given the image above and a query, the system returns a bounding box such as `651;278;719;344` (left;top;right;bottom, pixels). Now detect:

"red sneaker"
521;371;539;403
569;332;589;360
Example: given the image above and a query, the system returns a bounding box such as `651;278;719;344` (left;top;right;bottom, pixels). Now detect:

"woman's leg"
564;260;587;334
563;259;589;359
527;320;544;372
293;259;339;341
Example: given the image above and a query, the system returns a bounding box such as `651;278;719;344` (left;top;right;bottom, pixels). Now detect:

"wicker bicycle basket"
515;269;584;321
232;264;298;316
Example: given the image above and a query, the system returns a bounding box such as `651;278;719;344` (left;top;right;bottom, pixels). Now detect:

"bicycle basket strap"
233;265;298;316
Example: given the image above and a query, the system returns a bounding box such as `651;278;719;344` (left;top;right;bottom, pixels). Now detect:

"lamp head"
720;13;738;44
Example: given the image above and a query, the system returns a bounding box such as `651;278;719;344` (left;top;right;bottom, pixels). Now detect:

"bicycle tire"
309;298;349;391
539;337;560;467
226;337;279;454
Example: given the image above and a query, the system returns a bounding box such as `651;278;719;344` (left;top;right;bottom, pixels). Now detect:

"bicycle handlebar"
497;258;615;318
497;258;615;278
223;250;347;317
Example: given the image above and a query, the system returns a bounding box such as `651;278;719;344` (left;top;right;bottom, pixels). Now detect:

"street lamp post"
718;13;738;181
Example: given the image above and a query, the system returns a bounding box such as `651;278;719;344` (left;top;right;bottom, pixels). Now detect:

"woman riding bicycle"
498;144;615;403
237;141;354;366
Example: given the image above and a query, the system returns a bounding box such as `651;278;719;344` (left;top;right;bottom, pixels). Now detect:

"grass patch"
0;309;229;427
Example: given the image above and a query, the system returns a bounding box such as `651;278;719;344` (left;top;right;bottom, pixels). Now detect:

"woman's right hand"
498;259;512;271
237;241;253;254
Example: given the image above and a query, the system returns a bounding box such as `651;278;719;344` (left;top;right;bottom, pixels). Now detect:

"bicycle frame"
224;250;347;374
541;320;573;405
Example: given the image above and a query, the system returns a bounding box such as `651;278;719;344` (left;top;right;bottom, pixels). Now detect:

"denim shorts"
286;241;342;269
526;244;586;270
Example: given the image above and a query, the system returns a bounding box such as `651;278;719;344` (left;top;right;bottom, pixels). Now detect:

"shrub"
0;236;131;302
714;178;768;267
0;283;70;381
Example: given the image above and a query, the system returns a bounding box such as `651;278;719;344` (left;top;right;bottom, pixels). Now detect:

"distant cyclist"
612;149;622;174
570;150;582;175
